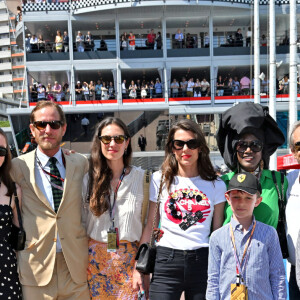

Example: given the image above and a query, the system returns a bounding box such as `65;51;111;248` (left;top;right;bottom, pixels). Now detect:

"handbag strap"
150;175;164;247
13;183;24;231
271;171;285;222
141;169;151;230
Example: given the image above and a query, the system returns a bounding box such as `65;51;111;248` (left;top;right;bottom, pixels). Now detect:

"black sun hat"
216;102;285;170
227;172;262;195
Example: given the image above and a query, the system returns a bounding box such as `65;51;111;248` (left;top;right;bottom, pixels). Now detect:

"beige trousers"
22;252;90;300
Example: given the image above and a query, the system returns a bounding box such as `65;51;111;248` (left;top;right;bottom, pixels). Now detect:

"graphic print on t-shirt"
164;188;211;230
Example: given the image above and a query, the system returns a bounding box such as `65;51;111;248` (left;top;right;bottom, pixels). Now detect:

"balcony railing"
0;86;14;94
0;38;11;47
0;62;12;71
0;50;11;59
0;74;13;83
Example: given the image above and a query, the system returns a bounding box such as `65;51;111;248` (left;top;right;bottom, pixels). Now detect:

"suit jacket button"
53;238;57;242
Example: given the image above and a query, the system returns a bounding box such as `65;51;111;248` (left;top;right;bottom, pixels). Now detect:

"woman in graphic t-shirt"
133;119;226;299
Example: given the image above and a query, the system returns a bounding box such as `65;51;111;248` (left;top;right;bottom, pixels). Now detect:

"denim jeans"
150;246;208;300
289;266;300;299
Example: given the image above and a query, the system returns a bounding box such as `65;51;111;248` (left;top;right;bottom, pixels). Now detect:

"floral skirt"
87;238;139;300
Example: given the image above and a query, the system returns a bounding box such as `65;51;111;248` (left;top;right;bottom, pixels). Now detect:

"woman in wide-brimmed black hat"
216;102;287;229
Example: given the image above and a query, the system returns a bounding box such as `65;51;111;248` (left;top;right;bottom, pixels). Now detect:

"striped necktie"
49;157;63;212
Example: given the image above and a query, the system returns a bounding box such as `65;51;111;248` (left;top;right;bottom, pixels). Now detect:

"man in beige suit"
11;101;90;299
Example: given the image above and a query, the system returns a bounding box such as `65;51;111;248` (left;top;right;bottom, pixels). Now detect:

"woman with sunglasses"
82;117;147;299
133;119;226;299
0;128;22;299
216;102;287;229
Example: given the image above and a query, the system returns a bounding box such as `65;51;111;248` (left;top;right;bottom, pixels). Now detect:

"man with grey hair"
285;120;300;298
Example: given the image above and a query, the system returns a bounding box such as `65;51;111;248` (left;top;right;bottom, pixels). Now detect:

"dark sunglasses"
172;139;200;150
0;146;7;157
98;135;128;145
33;121;62;131
236;140;263;153
294;141;300;152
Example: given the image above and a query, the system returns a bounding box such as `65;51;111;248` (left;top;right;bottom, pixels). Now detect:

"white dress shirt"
286;169;300;266
35;147;66;251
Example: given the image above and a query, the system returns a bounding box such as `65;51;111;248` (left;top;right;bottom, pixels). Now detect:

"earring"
259;159;264;171
124;148;127;155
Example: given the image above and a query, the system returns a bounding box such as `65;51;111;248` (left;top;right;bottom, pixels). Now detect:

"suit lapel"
59;154;75;207
21;150;54;211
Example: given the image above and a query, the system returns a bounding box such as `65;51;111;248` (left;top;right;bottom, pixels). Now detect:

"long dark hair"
0;129;14;197
161;119;217;191
88;117;132;217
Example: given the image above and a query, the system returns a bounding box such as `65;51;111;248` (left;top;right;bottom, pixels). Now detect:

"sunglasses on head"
294;141;300;152
0;146;7;157
33;121;62;131
236;140;263;153
98;135;128;145
172;139;200;150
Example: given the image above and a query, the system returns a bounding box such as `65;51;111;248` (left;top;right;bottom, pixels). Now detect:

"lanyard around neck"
108;168;126;228
230;221;256;278
35;150;66;183
35;150;66;192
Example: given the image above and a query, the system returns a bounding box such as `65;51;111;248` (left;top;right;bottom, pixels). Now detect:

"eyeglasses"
0;146;7;157
172;139;200;150
294;141;300;152
236;140;263;153
98;135;128;145
33;121;63;131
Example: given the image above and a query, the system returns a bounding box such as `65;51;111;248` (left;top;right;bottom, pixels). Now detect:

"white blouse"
82;166;145;243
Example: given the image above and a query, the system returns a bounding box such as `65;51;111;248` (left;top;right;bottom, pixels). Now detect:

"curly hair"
87;117;132;217
0;129;14;197
161;119;217;191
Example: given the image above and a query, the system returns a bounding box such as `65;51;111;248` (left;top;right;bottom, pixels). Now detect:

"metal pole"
269;0;276;120
209;6;215;105
269;0;277;170
71;65;75;105
8;114;20;157
117;64;122;104
68;13;73;62
162;13;167;59
254;0;260;103
289;0;298;137
163;65;168;101
115;15;120;59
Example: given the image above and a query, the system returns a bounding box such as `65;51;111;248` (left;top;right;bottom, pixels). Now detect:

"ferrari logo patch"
237;174;246;183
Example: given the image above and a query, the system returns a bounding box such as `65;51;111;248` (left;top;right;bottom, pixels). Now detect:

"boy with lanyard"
206;172;286;300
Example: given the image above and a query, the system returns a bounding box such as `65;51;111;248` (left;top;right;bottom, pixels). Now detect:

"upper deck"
7;0;300;116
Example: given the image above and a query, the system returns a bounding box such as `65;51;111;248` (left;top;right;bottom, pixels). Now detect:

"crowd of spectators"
170;77;211;97
28;73;298;102
25;30;69;53
30;80;116;102
75;80;115;100
120;30;162;50
170;74;296;98
223;28;298;47
30;81;70;102
121;78;163;99
25;30;108;53
215;74;293;96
